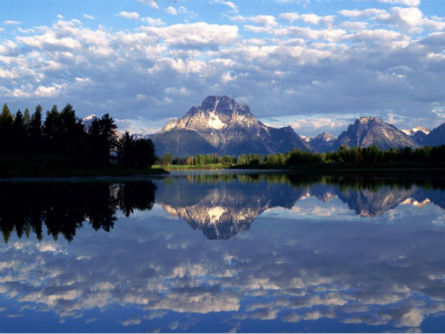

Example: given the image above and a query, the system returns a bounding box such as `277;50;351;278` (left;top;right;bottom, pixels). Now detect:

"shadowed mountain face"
423;122;445;146
338;117;418;150
309;132;338;152
150;96;310;156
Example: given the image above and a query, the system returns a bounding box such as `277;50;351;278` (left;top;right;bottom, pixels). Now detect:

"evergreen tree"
29;105;43;154
23;108;30;125
12;110;26;153
88;113;117;164
117;132;156;168
0;103;13;154
43;105;61;154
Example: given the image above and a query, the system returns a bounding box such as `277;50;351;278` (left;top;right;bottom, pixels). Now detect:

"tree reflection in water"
0;181;156;243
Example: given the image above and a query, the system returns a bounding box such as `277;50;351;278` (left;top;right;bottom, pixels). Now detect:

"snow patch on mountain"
208;111;226;130
401;126;430;136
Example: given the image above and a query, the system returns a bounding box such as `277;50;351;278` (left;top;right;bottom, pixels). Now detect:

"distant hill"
150;96;310;156
309;132;338;153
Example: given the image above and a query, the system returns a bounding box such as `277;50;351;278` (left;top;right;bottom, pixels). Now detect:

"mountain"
309;132;338;152
81;114;97;131
150;96;310;156
423;122;445;147
401;126;430;136
337;117;418;150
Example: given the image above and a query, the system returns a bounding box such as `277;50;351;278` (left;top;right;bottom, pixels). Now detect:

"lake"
1;171;445;332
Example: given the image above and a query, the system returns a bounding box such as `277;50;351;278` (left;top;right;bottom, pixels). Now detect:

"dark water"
1;171;445;332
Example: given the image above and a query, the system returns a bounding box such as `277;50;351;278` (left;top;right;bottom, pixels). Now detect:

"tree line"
0;103;156;168
159;144;445;168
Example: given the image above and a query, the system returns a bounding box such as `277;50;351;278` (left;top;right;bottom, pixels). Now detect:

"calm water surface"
1;172;445;332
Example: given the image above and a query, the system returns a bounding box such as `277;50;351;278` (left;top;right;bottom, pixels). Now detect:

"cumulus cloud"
166;6;177;16
1;2;445;133
119;11;140;20
379;0;421;7
210;0;239;13
280;12;335;26
3;20;22;25
137;0;159;9
140;22;238;48
141;17;165;26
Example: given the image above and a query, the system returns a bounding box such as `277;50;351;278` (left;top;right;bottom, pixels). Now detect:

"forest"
0;103;157;176
158;144;445;169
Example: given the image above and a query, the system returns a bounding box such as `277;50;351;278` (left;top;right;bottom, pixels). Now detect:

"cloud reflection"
0;175;445;331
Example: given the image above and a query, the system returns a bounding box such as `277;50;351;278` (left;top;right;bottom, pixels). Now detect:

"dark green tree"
161;152;174;165
88;113;117;164
12;110;26;152
29;105;43;154
0;103;13;154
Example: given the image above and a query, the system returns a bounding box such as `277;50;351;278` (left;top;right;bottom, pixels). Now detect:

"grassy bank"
231;161;445;173
153;161;445;173
153;163;229;170
0;155;167;178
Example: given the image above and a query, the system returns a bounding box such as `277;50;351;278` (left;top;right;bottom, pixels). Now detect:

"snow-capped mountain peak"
401;126;430;136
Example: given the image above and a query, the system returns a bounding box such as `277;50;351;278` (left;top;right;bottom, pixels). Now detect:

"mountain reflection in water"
1;173;445;332
156;173;445;239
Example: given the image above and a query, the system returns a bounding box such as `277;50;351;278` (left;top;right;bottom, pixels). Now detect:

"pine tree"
12;110;26;152
0;103;13;153
29;105;43;154
23;107;30;125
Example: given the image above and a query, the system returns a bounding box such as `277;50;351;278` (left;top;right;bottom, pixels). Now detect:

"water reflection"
0;181;156;242
1;173;445;332
156;173;445;238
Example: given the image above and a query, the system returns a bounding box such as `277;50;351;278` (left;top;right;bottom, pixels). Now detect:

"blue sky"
1;0;445;136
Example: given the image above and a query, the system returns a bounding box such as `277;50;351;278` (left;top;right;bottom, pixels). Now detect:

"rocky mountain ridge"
150;96;310;156
142;96;445;155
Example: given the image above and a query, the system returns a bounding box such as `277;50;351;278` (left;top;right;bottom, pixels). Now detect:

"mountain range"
89;95;445;156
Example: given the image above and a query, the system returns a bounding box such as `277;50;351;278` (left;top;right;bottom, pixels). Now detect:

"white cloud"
141;22;238;48
379;0;421;7
280;12;300;22
338;8;390;20
280;12;335;26
166;6;177;16
119;11;140;20
2;3;445;132
137;0;159;9
34;84;66;97
210;0;239;13
249;15;278;27
390;6;423;27
141;17;165;26
3;20;22;25
83;14;95;20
